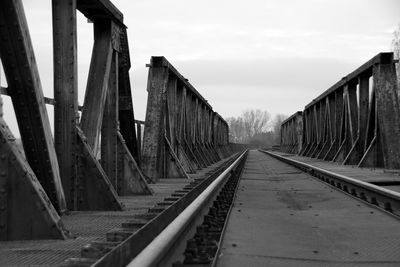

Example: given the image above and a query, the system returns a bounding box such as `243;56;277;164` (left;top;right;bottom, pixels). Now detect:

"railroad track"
63;148;400;267
260;149;400;218
65;151;248;267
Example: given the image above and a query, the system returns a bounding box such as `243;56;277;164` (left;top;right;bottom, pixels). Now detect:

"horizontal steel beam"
305;52;393;109
77;0;124;26
281;111;303;125
148;57;212;110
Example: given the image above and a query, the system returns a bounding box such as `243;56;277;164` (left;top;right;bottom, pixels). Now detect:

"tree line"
226;109;287;147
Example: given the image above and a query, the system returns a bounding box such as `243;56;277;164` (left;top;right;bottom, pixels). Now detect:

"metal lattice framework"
280;111;303;154
0;0;152;240
141;57;231;181
282;52;400;169
0;0;238;241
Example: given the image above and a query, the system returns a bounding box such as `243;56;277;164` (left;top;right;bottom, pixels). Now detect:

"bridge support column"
53;2;151;210
0;0;67;213
374;61;400;168
0;117;67;240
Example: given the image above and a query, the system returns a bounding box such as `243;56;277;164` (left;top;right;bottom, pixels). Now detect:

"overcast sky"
1;0;399;136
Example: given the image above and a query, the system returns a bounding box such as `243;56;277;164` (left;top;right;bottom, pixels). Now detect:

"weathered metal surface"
118;28;140;163
280;111;303;153
101;52;119;189
283;53;400;169
77;0;124;26
216;150;400;267
141;57;232;181
52;1;151;211
80;20;114;154
0;178;191;265
89;154;239;267
116;132;152;195
0;0;66;213
0;0;244;257
0;0;154;242
53;0;79;212
0;117;67;240
76;126;123;211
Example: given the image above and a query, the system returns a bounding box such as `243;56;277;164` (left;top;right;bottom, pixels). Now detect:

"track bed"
215;150;400;267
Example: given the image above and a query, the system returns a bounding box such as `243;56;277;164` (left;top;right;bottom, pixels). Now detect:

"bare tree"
241;109;271;139
271;114;288;144
226;116;246;143
226;109;271;144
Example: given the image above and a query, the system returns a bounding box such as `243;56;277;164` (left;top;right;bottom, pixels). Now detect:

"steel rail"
89;153;239;266
210;157;246;267
260;150;400;215
127;150;247;267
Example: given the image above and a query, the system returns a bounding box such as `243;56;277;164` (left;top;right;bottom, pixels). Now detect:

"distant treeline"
226;109;287;147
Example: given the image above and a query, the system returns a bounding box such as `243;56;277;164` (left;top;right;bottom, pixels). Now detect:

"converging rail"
60;151;247;266
261;150;400;216
127;151;247;267
213;150;400;267
2;0;400;266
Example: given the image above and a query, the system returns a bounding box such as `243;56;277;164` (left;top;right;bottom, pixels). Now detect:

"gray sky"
1;0;399;136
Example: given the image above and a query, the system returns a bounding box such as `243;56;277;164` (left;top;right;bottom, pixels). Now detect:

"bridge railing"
0;0;153;240
280;111;303;154
0;0;243;241
53;0;152;210
283;52;400;169
141;57;233;181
